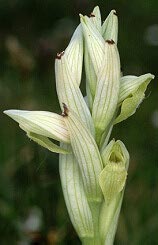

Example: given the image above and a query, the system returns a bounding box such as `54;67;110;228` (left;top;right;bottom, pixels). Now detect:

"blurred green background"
0;0;158;244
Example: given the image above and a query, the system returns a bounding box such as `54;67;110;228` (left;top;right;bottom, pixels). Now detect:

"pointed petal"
102;10;118;44
83;7;102;109
114;74;154;124
4;110;70;143
60;144;94;238
27;132;70;154
119;73;154;104
92;41;120;142
64;24;83;86
83;9;118;109
90;6;102;33
55;54;94;133
63;109;103;202
80;14;105;75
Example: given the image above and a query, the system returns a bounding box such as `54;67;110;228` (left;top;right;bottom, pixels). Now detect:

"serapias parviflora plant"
4;6;154;245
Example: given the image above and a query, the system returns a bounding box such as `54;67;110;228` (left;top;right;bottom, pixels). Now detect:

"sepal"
64;24;83;86
84;6;102;109
118;73;154;104
92;41;120;143
60;144;94;238
102;10;118;44
84;47;97;109
63;107;103;202
80;14;104;75
55;54;94;132
90;6;102;33
4;110;70;143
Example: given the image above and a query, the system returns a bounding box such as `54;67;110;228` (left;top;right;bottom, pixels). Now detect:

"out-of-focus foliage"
0;0;158;244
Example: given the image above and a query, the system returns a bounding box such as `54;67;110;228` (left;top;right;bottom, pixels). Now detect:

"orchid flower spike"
4;5;154;245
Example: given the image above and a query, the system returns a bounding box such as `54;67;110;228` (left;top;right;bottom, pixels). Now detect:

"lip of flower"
114;73;155;124
4;109;70;143
119;73;155;104
99;139;129;204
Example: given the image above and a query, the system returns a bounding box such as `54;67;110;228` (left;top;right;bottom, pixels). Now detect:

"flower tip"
3;109;24;124
144;73;155;80
3;109;25;122
112;9;117;15
79;13;83;18
79;14;88;23
3;109;19;117
94;5;99;9
3;110;9;115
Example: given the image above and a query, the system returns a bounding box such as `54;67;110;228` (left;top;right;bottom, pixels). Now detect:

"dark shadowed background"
0;0;158;244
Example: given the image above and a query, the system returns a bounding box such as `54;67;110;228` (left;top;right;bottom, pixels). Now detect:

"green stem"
82;237;99;245
84;201;102;245
99;192;124;245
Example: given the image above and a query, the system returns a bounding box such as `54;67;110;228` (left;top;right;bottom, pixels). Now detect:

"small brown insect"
106;39;115;45
62;103;69;117
89;13;95;17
